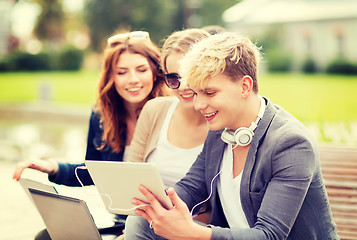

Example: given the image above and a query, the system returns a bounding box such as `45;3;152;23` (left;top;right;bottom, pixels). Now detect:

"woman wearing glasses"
121;28;210;238
128;28;210;186
13;31;165;239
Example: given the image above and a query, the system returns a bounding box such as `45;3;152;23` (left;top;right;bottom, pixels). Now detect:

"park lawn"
259;73;357;123
0;71;356;123
0;71;100;105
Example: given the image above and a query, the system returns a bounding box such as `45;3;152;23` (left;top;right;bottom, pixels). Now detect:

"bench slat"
319;145;357;240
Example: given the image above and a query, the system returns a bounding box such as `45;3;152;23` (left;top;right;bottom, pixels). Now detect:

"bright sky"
11;1;41;38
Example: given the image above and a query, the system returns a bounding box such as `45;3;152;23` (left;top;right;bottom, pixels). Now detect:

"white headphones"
221;96;265;147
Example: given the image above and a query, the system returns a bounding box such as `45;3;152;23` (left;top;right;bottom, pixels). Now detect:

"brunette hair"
95;33;164;152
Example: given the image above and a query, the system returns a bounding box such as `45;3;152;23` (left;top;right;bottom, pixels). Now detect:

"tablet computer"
85;161;173;215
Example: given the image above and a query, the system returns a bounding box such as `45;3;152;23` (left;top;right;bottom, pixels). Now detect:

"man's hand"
132;185;212;240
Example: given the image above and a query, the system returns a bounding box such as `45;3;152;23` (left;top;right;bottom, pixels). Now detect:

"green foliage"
84;0;177;51
33;0;65;42
57;47;84;71
198;0;238;27
302;57;318;73
0;51;53;72
0;47;84;72
255;26;292;72
326;58;357;75
83;0;239;51
265;48;292;72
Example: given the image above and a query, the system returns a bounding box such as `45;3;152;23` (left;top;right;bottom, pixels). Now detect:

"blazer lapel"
240;96;278;226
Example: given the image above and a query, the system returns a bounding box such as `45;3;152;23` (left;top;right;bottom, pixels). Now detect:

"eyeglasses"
164;73;182;89
107;31;150;46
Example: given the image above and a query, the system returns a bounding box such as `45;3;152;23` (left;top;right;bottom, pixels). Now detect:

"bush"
57;47;84;71
266;48;292;72
0;51;53;72
302;57;318;73
326;58;357;75
0;46;84;72
0;58;11;72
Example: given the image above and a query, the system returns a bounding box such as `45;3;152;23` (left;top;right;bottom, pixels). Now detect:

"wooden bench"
319;145;357;240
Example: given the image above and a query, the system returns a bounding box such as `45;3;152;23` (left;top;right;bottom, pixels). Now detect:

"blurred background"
0;0;356;239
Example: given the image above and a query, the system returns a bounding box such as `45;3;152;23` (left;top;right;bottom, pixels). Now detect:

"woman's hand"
13;158;59;181
133;185;212;240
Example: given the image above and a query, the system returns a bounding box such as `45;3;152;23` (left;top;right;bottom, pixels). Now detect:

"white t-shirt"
147;99;203;187
123;145;130;162
218;144;250;229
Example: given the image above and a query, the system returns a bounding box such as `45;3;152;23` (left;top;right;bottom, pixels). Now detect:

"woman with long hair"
13;30;165;239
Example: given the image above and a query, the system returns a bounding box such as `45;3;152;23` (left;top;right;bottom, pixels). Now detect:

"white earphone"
221;96;265;147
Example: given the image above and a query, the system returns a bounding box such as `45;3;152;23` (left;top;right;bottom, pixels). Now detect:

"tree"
85;0;177;51
32;0;65;46
198;0;238;27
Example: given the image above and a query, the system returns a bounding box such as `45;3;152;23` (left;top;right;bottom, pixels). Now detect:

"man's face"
190;74;245;131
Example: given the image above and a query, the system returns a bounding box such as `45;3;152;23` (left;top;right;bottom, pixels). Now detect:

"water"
0;103;90;164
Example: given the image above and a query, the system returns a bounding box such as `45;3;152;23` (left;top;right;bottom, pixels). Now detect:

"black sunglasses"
164;73;182;89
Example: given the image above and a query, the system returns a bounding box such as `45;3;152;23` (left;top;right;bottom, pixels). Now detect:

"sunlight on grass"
0;71;100;105
259;73;357;122
1;71;357;123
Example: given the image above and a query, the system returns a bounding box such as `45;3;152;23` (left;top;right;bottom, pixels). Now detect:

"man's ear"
241;75;253;99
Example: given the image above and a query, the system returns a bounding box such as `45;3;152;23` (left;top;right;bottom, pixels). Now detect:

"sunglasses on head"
164;73;182;89
107;31;150;46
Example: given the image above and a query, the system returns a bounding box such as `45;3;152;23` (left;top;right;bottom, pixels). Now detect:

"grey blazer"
174;97;339;240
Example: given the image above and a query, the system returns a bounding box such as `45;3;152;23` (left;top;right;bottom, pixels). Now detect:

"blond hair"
180;32;261;93
161;28;210;73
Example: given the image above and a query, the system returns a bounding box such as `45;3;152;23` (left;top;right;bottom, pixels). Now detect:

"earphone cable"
75;166;149;213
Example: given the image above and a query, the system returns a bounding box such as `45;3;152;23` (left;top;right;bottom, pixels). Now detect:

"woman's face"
113;51;154;106
165;52;195;109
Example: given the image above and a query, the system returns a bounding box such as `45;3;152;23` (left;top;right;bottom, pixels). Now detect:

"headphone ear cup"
234;128;254;147
221;129;236;145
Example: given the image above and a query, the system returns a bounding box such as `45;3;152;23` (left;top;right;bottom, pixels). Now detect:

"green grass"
0;71;357;123
0;71;100;105
259;73;357;123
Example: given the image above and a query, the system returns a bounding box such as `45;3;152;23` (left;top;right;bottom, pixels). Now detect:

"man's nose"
194;95;207;111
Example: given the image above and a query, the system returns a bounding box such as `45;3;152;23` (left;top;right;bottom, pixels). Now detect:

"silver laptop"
19;178;58;205
29;188;117;240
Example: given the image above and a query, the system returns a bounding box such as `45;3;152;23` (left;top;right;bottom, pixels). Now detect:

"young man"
125;32;339;240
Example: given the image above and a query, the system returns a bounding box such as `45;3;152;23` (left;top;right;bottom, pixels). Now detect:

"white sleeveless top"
147;98;204;187
218;144;250;229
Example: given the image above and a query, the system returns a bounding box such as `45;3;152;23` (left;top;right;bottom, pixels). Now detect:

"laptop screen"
29;188;102;240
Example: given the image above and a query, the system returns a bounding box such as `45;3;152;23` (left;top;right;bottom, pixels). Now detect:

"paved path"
1;162;114;240
1;162;46;240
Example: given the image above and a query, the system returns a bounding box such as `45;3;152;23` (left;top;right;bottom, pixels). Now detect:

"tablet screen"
85;161;173;215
